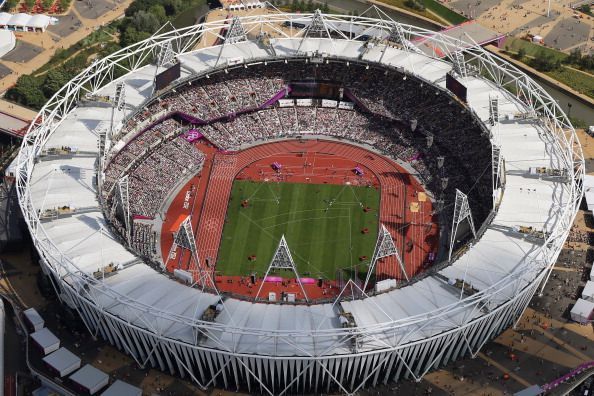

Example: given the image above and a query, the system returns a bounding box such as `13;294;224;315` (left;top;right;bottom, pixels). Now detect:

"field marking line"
348;207;353;265
245;182;266;201
237;208;330;277
289;237;353;247
236;211;278;253
262;215;351;230
255;207;347;223
266;183;281;203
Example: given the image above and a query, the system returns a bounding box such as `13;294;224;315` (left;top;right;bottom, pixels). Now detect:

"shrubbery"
404;0;425;11
529;50;561;72
565;48;594;72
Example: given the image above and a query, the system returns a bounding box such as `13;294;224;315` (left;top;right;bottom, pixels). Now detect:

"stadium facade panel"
16;11;583;395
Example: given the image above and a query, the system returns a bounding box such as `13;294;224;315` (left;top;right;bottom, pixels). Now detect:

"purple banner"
133;214;154;220
174;111;207;125
183;129;203;143
260;86;292;109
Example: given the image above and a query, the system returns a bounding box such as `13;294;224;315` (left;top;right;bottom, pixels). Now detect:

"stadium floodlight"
214;16;248;66
110;82;126;140
166;216;215;289
225;16;247;45
255;235;309;302
305;9;328;37
492;144;503;205
116;175;131;242
489;96;499;126
452;51;467;78
449;189;477;262
157;41;176;68
114;82;126;111
297;10;333;53
94;120;111;184
363;224;408;291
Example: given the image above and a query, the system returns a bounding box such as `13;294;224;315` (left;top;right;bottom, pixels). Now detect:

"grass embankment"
379;0;467;25
504;37;594;100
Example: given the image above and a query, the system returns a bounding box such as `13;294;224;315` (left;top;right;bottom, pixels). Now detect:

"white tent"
69;364;109;395
30;327;60;355
0;30;15;58
584;175;594;212
28;14;51;29
42;347;81;377
23;308;44;331
570;299;594;324
0;12;56;32
100;380;142;396
582;281;594;302
0;12;11;26
590;264;594;281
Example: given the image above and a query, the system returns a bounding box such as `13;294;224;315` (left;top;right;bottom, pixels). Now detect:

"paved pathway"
0;0;135;121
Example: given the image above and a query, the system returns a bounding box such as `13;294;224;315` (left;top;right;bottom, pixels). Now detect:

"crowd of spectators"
567;226;594;245
103;118;205;234
102;59;494;257
131;222;156;258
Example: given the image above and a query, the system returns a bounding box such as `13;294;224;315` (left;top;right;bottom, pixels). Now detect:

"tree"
42;0;54;10
530;50;560;72
163;0;182;16
132;10;162;33
6;75;46;109
120;26;152;47
516;47;526;60
43;69;70;99
2;0;18;11
566;48;582;65
321;2;330;13
148;4;168;25
59;0;72;12
24;0;35;9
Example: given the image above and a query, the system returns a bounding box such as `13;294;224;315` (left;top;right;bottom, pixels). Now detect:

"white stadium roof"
24;36;571;349
16;11;583;394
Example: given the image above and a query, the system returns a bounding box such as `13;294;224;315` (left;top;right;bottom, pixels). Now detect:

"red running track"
161;139;438;297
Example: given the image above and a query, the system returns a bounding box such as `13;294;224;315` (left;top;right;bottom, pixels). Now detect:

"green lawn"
376;0;467;25
216;180;380;279
419;0;467;24
545;68;594;99
504;37;568;62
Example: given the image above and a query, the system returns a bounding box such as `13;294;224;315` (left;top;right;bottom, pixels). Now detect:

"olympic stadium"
15;9;584;395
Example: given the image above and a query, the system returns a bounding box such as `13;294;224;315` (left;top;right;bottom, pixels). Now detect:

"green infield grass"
216;180;380;279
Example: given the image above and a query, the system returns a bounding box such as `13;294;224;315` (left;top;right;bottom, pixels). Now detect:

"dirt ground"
446;0;594;54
